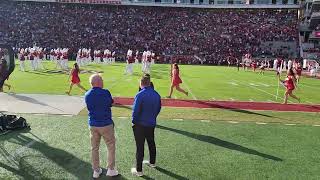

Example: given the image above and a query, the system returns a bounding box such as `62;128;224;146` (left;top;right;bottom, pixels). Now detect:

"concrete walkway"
0;93;85;115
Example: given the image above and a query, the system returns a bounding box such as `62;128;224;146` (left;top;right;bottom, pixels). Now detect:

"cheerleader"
66;63;87;95
279;68;300;104
167;63;188;98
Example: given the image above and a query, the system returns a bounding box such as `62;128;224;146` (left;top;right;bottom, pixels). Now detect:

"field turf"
1;61;320;179
1;111;320;180
7;61;320;104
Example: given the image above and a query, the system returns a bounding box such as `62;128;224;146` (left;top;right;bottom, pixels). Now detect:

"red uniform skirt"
285;78;295;91
71;69;80;84
172;76;182;86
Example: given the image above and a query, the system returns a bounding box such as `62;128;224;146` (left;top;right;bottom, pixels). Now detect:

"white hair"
89;74;103;87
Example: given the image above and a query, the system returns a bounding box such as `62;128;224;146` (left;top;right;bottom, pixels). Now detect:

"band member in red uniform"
295;63;302;83
251;60;257;72
279;68;300;104
19;49;26;71
29;51;36;71
167;63;188;98
276;58;282;75
66;63;87;95
125;49;134;75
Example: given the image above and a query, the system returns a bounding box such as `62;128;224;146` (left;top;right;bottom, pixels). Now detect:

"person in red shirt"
279;68;300;104
66;63;87;95
167;63;188;98
295;63;302;83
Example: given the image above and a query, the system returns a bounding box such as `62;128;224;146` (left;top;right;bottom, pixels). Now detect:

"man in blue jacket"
131;75;161;177
85;74;119;178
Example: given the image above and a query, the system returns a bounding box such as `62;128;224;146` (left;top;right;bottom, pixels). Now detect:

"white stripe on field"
183;81;197;100
306;101;313;104
267;99;274;103
118;117;128;119
212;97;216;101
312;125;320;127
228;121;239;124
62;115;73;117
242;82;293;103
249;99;254;102
173;118;183;121
256;122;267;125
201;120;210;123
249;83;259;87
258;83;270;87
229;98;235;101
285;124;296;126
229;82;238;86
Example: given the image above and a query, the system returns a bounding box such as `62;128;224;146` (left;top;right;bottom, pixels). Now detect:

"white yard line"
229;82;239;86
229;98;235;101
183;81;197;100
256;122;267;125
173;118;183;121
228;121;239;124
285;124;296;126
249;99;254;102
313;125;320;127
258;83;270;87
200;120;210;123
62;115;73;117
118;117;128;119
306;101;313;104
244;82;293;103
249;83;259;87
211;97;216;101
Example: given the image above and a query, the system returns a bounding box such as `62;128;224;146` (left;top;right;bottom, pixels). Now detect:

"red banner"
56;0;121;5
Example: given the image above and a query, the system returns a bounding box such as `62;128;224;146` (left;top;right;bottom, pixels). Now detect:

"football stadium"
0;0;320;179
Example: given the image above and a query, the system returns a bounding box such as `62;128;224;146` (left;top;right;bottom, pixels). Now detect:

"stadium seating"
0;1;298;63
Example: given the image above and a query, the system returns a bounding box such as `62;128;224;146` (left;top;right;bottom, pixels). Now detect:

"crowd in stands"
0;1;298;64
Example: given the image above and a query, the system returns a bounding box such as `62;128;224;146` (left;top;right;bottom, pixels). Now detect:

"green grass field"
1;61;320;179
1;112;320;180
7;61;320;104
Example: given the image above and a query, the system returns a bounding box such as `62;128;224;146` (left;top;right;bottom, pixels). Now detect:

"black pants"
133;124;156;172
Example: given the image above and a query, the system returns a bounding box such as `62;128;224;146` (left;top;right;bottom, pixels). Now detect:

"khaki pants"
90;124;116;171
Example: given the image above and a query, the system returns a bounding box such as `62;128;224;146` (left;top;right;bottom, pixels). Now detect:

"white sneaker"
143;160;156;168
93;168;102;178
131;168;143;177
106;169;119;177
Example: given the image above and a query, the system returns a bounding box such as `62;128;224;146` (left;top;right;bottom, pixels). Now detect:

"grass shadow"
155;166;188;180
179;99;278;119
0;129;94;179
157;125;283;161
